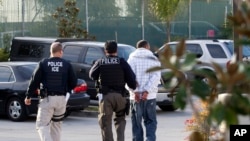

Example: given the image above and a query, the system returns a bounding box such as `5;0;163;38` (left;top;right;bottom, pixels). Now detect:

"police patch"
101;58;120;65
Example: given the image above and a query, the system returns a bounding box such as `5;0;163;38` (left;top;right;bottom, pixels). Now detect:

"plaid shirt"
127;48;161;100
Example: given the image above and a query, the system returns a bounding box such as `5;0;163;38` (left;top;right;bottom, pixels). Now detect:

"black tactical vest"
99;56;125;88
41;58;68;93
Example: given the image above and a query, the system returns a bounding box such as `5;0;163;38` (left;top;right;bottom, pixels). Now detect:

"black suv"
10;37;136;100
61;41;135;100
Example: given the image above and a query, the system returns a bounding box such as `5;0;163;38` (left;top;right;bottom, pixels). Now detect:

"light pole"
141;0;145;40
85;0;89;33
188;0;192;39
22;0;25;36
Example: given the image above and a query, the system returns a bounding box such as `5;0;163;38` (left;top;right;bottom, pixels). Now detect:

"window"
117;45;135;60
168;44;203;57
85;47;104;64
186;44;203;56
18;44;44;58
0;66;15;82
206;44;227;58
63;46;82;62
16;64;36;80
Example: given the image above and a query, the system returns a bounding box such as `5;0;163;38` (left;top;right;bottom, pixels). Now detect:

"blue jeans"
131;99;157;141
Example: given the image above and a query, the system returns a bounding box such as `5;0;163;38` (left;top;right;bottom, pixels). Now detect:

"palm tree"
149;0;181;42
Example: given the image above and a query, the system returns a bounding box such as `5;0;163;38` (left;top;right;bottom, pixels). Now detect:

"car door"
0;66;15;114
80;46;105;99
63;44;105;99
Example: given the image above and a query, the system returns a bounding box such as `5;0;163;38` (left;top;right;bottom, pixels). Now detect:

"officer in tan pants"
25;42;77;141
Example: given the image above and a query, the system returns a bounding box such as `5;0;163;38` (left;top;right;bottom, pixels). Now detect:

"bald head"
50;42;63;57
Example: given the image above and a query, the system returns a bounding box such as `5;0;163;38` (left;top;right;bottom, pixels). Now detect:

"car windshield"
117;45;136;60
16;64;37;80
224;42;250;57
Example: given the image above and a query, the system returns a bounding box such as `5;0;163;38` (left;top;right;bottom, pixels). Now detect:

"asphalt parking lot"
0;106;191;141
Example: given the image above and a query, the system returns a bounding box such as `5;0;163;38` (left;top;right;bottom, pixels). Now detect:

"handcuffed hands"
134;92;140;103
141;91;148;101
134;91;148;103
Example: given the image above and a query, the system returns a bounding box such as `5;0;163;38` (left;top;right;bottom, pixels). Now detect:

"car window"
0;66;15;82
85;47;104;64
186;44;203;56
206;44;227;58
242;46;250;57
117;45;135;60
224;42;234;55
223;42;250;57
63;46;82;62
16;64;36;80
17;44;45;58
168;44;203;57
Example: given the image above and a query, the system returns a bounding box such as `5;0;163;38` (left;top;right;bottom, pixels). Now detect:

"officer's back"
89;40;136;141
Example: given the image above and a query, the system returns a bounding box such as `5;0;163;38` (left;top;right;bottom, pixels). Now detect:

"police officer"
24;42;77;141
89;40;136;141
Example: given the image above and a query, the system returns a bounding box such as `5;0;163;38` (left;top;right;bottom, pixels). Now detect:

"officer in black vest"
25;42;77;141
89;40;136;141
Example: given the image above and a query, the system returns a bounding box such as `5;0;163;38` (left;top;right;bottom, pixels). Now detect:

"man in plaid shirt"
127;40;161;141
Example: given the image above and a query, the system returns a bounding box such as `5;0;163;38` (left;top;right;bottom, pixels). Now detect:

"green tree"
149;0;181;42
52;0;93;38
218;12;233;39
0;34;11;61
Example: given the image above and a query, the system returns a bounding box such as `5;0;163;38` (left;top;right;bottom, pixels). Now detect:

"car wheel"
158;105;177;111
6;97;27;121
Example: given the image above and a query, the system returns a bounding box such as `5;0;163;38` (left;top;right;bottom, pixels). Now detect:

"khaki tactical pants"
98;92;127;141
36;96;66;141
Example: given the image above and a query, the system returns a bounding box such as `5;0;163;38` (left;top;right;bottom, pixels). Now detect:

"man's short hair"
136;40;148;48
105;40;117;53
51;42;63;54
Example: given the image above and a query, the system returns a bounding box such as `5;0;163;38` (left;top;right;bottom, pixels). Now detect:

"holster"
39;88;47;99
125;98;130;115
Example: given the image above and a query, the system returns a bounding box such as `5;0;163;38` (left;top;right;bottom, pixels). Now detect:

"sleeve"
89;59;101;80
121;58;136;90
26;61;43;98
67;63;77;91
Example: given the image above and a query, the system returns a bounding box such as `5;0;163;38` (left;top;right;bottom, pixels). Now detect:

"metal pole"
188;0;192;39
224;6;227;28
86;0;89;33
141;0;145;40
22;0;25;36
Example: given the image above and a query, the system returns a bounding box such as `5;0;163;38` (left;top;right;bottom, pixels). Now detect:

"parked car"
61;41;136;100
157;40;232;80
0;61;90;121
153;39;233;111
9;37;89;62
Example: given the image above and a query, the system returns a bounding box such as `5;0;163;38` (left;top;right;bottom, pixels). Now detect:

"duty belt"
47;92;65;96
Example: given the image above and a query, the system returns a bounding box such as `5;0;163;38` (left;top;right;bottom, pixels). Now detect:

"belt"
47;92;65;96
108;89;122;94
